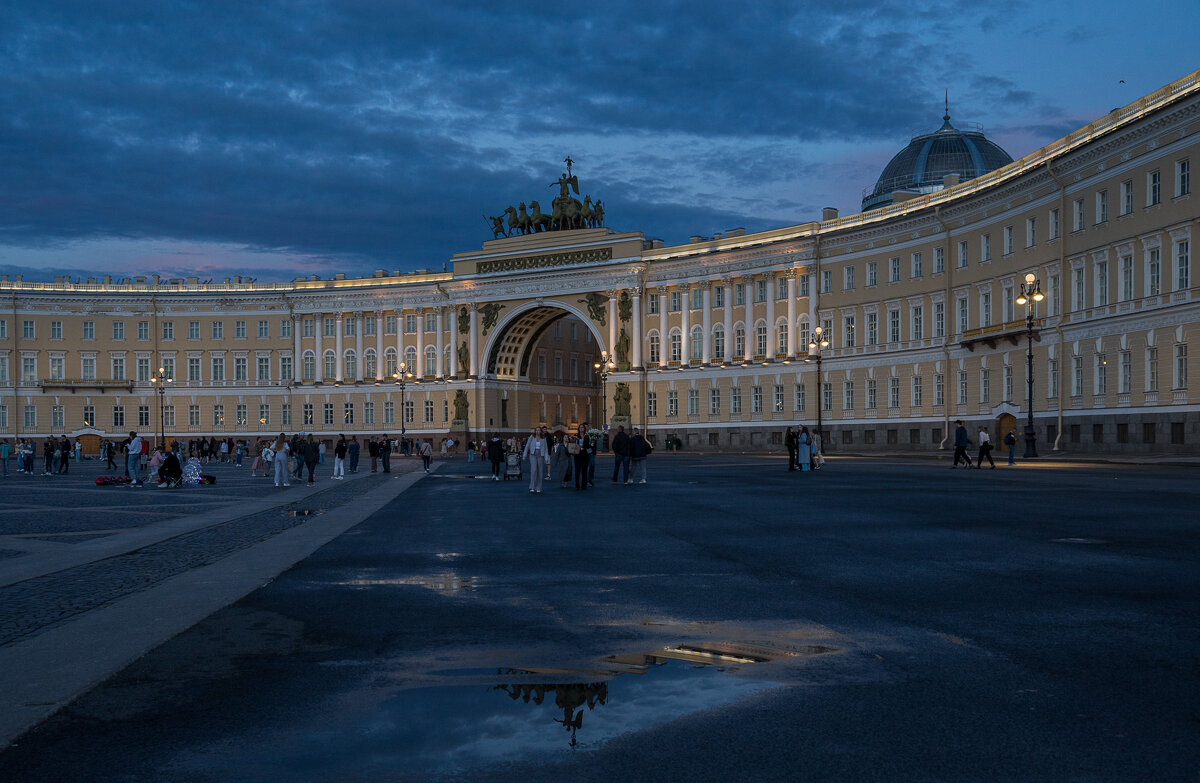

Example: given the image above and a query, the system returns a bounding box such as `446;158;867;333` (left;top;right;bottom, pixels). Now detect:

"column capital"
630;286;643;297
352;310;363;318
606;289;620;299
374;309;384;317
678;282;691;292
780;268;798;279
697;279;712;290
654;286;670;297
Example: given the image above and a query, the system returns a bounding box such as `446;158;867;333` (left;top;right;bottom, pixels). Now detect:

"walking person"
487;434;506;481
420;439;433;473
629;427;652;484
785;426;798;471
976;426;996;469
0;439;10;477
952;420;973;468
523;427;549;493
126;431;144;486
58;436;71;474
332;434;347;479
610;425;631;484
466;440;476;463
368;437;379;472
348;437;360;473
272;433;291;487
104;439;116;470
379;435;392;473
1004;427;1018;466
571;425;591;490
303;434;320;486
797;425;813;472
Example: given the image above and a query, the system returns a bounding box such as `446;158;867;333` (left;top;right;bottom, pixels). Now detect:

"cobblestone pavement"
0;471;387;648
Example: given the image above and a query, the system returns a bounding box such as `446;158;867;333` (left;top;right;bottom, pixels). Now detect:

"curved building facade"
1;71;1198;456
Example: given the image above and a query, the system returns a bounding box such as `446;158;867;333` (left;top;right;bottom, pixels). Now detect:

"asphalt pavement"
0;453;1197;782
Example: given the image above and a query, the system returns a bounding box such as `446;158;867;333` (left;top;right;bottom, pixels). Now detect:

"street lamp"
593;350;616;430
1015;272;1044;459
803;325;830;456
149;366;173;451
393;370;413;437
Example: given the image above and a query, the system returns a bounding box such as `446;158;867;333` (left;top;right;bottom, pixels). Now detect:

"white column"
742;276;754;361
722;277;733;363
334;314;344;382
631;288;643;370
607;290;618;357
354;312;364;382
395;305;405;377
314;312;324;383
292;315;302;383
765;274;775;360
701;281;712;365
680;284;691;365
469;304;479;378
415;308;425;378
787;273;798;359
435;307;445;378
658;288;668;368
448;306;459;378
374;310;384;381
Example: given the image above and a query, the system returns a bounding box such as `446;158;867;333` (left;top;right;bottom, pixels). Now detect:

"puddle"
333;573;477;593
1051;538;1109;545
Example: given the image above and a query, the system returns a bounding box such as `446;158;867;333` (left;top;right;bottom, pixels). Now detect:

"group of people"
952;420;1019;469
0;436;79;476
783;426;823;472
484;423;653;494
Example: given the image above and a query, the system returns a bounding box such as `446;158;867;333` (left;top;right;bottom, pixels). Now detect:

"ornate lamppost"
593;350;616;431
393;370;413;438
804;325;830;455
1015;272;1044;459
149;366;172;451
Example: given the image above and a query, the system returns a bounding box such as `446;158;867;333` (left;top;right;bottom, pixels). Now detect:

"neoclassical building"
2;70;1197;455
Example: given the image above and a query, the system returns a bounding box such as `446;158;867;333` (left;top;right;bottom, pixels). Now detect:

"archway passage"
481;306;604;433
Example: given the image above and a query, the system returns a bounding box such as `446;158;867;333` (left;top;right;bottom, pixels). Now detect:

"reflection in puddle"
334;573;476;593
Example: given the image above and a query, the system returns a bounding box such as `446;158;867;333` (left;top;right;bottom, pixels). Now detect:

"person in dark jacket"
610;425;632;484
629;428;652;484
302;435;320;486
487;435;506;481
784;427;798;471
952;420;973;468
348;437;360;473
572;424;592;490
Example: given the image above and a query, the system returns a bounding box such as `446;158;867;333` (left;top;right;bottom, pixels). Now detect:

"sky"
0;0;1195;283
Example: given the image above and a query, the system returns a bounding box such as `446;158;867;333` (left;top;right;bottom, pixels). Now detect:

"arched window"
364;349;377;379
344;350;357;380
648;332;661;364
669;328;682;362
712;324;725;360
384;348;397;377
424;345;437;377
404;346;417;375
799;317;811;351
690;326;704;360
734;326;746;359
302;351;315;380
323;350;336;380
755;322;768;356
444;344;452;375
776;320;789;354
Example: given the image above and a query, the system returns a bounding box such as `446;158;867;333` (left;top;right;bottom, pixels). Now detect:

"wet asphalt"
1;454;1198;782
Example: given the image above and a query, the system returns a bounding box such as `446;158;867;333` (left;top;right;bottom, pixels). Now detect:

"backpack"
1003;432;1015;445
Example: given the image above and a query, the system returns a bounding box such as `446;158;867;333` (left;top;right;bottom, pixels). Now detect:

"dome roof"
862;111;1013;211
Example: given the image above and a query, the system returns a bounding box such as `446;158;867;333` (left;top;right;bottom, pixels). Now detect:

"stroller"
504;452;523;481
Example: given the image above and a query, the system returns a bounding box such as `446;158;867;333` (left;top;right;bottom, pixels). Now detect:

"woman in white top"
522;427;549;494
272;433;291;487
976;426;995;469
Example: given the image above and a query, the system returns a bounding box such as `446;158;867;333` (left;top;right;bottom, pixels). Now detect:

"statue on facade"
529;200;553;233
458;306;470;334
578;293;606;325
613;382;631;418
618;290;632;323
479;302;506;334
490;157;602;237
486;214;507;239
616;326;631;370
457;340;470;374
453;389;470;422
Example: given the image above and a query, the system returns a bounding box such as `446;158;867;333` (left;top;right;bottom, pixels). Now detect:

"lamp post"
149;366;172;451
804;325;830;455
393;370;413;438
1015;272;1044;459
593;350;616;432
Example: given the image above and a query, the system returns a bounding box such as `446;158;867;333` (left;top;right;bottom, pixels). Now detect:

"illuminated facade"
1;70;1197;454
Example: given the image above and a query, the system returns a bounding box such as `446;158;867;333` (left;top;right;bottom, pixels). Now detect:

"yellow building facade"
1;71;1197;454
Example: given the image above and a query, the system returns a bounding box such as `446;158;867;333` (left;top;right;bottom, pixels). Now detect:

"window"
736;283;748;306
1073;268;1086;311
734;327;745;359
798;320;810;351
137;357;151;382
647;295;659;315
866;378;877;409
957;370;968;405
800;275;810;297
81;404;95;427
1026;217;1037;247
934;302;945;338
795;383;806;412
648;333;660;364
888;377;900;409
137;321;149;341
669;291;681;312
234;356;247;381
1002;288;1014;323
754;280;767;302
691;287;704;310
981;293;992;327
866;313;878;346
934;374;944;406
669;331;682;362
1095;190;1108;224
1072;356;1083;397
1175;159;1190;197
751;386;763;414
843;316;856;348
1048;359;1059;398
326;317;338;337
1147;170;1161;206
81;356;95;380
980;234;991;262
1003;226;1013;256
687;388;699;416
302;318;314;338
911;306;924;340
843;266;855;291
957;241;968;268
234;404;246;427
1121;256;1134;301
344;317;357;337
110;356;125;381
1176;240;1190;291
1050;275;1061;316
755;325;767;356
1049;209;1060;240
911;376;923;407
690;326;704;360
1148;248;1161;296
776;322;787;355
820;270;832;294
842;381;854;410
1175;344;1188;389
259;404;270;427
82;321;94;340
345;351;357;380
257;356;270;381
258;320;269;338
23;405;37;428
713;285;725;308
111;321;123;340
911;252;922;278
866;262;877;287
49;357;63;380
647;392;657;418
1095;354;1107;395
888;310;900;343
712;325;725;360
188;357;201;381
730;386;742;414
324;350;337;379
189;320;201;339
212;321;224;339
1121;180;1133;215
301;352;314;380
709;388;721;415
821;382;832;411
211;356;225;381
344;402;355;425
1095;261;1108;306
281;319;293;339
1073;198;1085;232
50;320;62;340
162;321;174;341
667;390;678;417
889;257;900;282
1119;350;1132;394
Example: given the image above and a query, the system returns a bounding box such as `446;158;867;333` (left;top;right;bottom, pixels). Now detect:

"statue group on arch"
487;157;605;238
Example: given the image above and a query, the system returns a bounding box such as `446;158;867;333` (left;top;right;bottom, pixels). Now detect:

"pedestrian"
379;435;392;473
43;437;55;476
219;439;229;463
523;427;549;493
234;440;244;467
58;436;71;474
127;431;144;486
348;437;360;473
629;427;652;484
368;437;379;472
610;425;631;484
332;434;347;479
272;433;292;487
797;425;812;472
292;433;306;481
549;434;570;487
318;440;326;464
571;424;591;491
784;426;798;471
104;439;116;469
0;439;10;477
487;434;506;481
303;434;320;485
1004;427;1018;465
976;426;996;469
467;440;476;463
952;420;973;468
420;439;433;473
